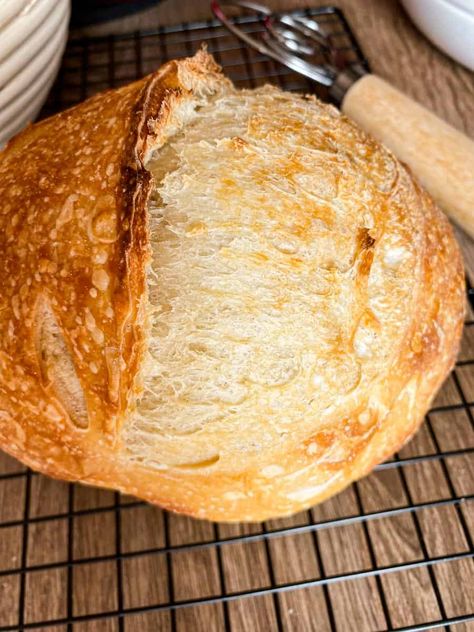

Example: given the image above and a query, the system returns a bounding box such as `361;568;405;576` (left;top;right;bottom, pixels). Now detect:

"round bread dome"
0;52;464;521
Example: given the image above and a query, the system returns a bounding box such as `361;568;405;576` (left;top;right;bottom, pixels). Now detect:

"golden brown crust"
0;50;229;476
0;51;465;521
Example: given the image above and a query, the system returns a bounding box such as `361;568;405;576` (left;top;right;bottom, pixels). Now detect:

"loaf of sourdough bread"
0;51;464;521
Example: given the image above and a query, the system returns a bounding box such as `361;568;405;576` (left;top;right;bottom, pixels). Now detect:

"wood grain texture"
0;1;473;630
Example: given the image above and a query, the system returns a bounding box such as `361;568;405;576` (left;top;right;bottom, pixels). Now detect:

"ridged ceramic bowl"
0;0;70;147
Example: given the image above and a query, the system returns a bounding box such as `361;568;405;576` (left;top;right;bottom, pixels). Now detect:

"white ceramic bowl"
0;0;70;147
401;0;474;71
446;0;474;14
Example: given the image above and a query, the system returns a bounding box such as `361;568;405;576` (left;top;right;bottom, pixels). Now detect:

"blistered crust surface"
0;77;146;474
0;51;229;474
0;52;465;521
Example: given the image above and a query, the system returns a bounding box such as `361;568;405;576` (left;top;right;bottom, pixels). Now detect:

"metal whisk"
210;0;367;103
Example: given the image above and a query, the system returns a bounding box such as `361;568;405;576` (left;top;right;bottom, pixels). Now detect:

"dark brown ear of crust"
0;51;226;478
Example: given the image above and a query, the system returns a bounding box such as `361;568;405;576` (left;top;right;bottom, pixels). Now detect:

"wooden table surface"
0;2;473;631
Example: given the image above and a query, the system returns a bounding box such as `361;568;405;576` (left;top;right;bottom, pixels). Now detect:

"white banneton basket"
0;0;70;147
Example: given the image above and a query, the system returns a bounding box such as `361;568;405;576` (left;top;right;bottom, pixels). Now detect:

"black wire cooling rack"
0;7;473;632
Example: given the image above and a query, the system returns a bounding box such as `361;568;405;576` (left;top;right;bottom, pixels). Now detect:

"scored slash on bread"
0;51;465;521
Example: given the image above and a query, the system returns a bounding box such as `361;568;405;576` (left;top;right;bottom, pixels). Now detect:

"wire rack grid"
0;7;473;632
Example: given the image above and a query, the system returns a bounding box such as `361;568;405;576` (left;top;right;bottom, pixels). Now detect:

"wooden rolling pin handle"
340;73;474;240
